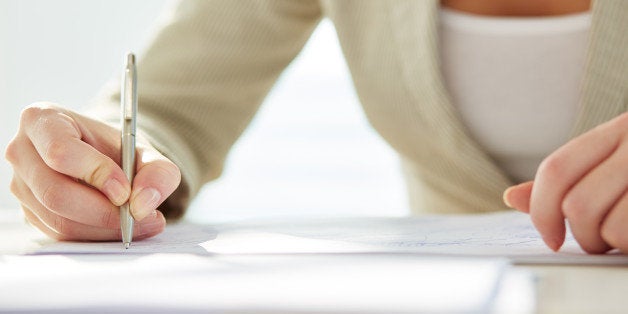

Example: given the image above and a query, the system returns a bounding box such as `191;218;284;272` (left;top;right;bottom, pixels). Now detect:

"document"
0;253;532;314
30;211;628;265
2;211;539;314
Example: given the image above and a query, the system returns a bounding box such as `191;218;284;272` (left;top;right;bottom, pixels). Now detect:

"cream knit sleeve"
86;0;322;219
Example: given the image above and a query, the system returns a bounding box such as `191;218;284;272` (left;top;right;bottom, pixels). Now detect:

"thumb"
503;181;534;213
129;144;181;221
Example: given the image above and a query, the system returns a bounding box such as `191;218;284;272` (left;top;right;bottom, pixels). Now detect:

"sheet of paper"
29;212;628;265
0;254;531;314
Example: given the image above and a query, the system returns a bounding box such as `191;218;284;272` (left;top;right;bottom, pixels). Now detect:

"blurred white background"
0;0;408;222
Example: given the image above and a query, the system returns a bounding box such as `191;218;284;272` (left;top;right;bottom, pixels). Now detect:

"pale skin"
503;113;628;254
5;103;179;241
8;0;626;254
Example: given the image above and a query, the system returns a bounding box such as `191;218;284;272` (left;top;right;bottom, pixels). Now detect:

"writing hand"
5;103;181;241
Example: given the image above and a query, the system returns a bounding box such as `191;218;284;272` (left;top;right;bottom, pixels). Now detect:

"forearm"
85;0;323;218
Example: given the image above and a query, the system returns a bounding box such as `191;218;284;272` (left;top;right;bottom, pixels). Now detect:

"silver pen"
120;52;137;249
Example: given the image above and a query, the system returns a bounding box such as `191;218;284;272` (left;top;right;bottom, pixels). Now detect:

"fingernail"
131;188;161;221
103;178;129;205
502;187;513;208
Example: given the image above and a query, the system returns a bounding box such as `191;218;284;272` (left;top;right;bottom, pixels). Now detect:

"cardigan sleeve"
85;0;322;219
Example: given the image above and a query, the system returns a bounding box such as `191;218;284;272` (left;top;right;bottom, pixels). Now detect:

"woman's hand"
5;102;181;241
504;113;628;254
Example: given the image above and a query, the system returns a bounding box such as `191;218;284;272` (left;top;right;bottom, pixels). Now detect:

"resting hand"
5;102;181;241
504;113;628;254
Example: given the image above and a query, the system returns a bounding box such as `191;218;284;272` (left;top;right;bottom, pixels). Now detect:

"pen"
120;52;137;249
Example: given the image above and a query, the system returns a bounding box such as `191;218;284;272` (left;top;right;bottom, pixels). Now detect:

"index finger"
21;105;130;205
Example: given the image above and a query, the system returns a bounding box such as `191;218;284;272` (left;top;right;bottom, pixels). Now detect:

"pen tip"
124;242;130;249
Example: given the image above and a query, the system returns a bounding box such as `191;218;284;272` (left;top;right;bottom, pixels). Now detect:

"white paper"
0;254;525;314
29;212;628;265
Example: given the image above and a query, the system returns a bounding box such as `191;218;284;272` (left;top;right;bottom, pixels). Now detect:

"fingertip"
503;181;534;213
536;218;566;252
543;234;565;252
129;156;179;221
531;211;567;252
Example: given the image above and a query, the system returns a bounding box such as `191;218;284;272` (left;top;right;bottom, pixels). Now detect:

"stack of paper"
30;212;628;265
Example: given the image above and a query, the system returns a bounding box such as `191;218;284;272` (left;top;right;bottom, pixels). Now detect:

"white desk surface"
1;209;627;313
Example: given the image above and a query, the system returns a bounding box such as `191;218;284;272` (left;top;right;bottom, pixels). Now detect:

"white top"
439;8;591;182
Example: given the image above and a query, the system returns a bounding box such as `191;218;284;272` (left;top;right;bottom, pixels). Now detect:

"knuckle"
23;105;59;133
537;155;567;180
44;139;71;170
9;177;23;197
561;192;588;219
9;177;19;195
20;105;43;125
41;183;65;212
29;106;70;137
4;139;20;164
85;161;114;187
38;106;60;119
100;209;117;229
50;215;69;237
51;215;64;233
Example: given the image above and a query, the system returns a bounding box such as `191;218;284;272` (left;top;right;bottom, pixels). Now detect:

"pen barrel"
121;125;136;182
120;121;136;244
120;52;137;246
121;53;137;183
